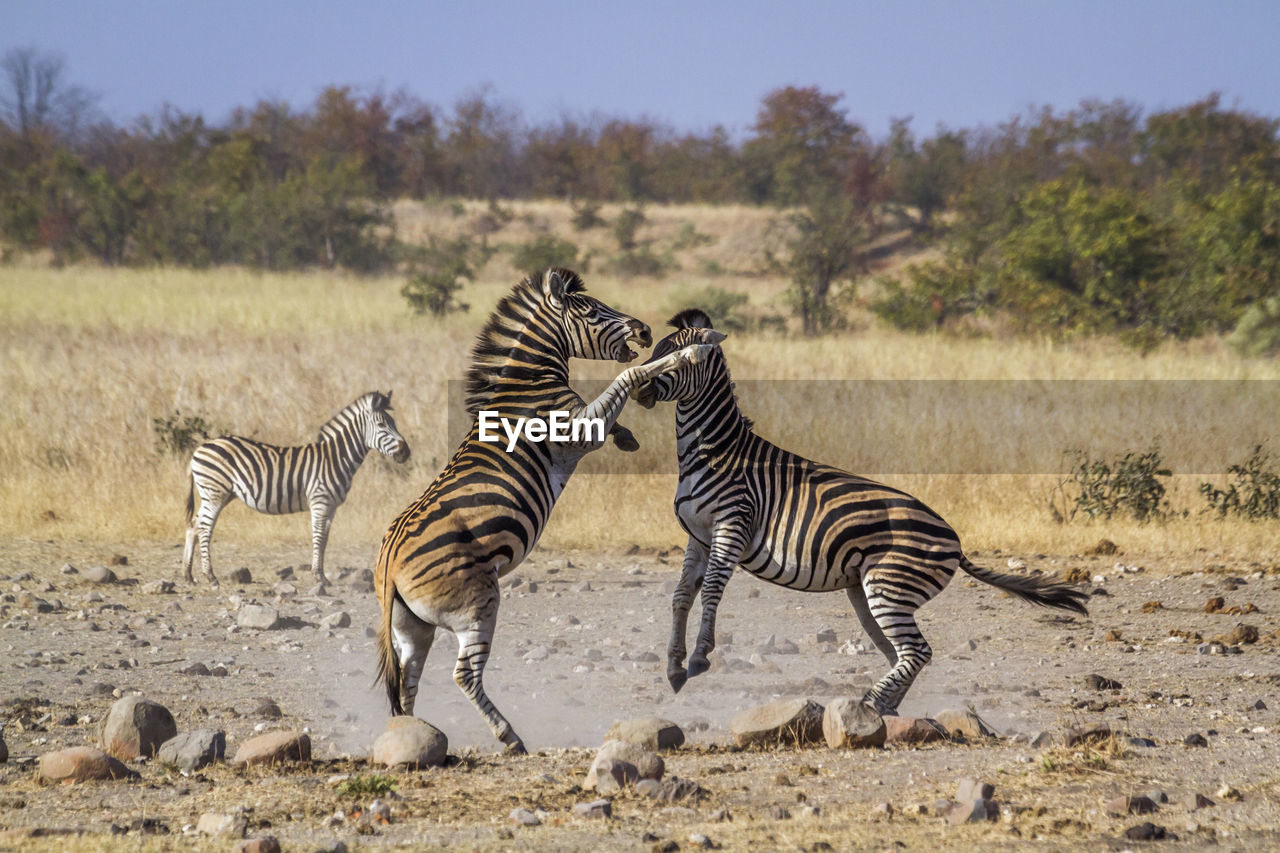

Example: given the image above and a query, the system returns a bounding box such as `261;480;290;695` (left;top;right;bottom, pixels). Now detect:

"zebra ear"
702;330;727;345
543;268;567;308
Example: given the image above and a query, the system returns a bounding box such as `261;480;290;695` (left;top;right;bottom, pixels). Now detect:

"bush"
510;234;581;274
570;200;605;231
608;246;674;278
613;206;646;250
1052;447;1172;523
153;410;218;455
1227;296;1280;356
671;221;715;250
669;286;750;332
1200;446;1280;520
401;235;481;317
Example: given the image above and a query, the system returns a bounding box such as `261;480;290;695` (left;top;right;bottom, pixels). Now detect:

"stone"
1218;623;1259;645
249;698;283;719
1183;792;1214;811
157;729;225;771
140;579;175;595
1106;795;1158;815
636;776;705;802
232;730;311;766
99;695;177;759
592;758;640;794
197;812;248;838
933;708;996;739
1183;732;1208;747
956;778;995;802
234;836;282;853
1062;724;1112;747
604;717;686;751
948;798;999;825
1122;823;1171;841
321;610;352;629
180;662;211;676
573;799;612;819
38;746;135;783
585;740;663;789
236;603;281;630
822;698;886;748
83;565;117;584
883;716;948;745
1215;784;1242;801
0;726;6;763
814;627;838;644
508;808;541;826
571;580;592;593
730;698;825;747
1085;673;1123;690
372;717;447;768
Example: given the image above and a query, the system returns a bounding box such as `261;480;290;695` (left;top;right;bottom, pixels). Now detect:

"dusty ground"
1;538;1279;851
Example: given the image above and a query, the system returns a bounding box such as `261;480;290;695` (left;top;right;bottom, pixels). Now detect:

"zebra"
633;309;1088;714
374;268;715;754
184;391;410;592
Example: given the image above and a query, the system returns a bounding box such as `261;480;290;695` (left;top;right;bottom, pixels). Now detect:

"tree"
743;86;863;206
769;189;870;335
0;47;97;141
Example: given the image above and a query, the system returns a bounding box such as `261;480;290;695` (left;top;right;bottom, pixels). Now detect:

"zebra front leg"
453;614;525;754
667;537;707;693
308;499;335;594
686;523;748;681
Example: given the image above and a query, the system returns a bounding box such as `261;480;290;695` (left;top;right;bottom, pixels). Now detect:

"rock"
1218;623;1259;645
571;580;592;593
1251;699;1268;711
604;717;686;751
237;603;281;630
1085;674;1123;690
197;812;248;838
234;836;282;853
0;726;6;763
592;757;640;794
872;801;894;816
232;730;311;766
1148;789;1169;804
372;717;447;768
768;805;791;820
883;716;948;745
508;808;541;826
1204;596;1225;613
346;568;375;592
83;565;117;584
1122;823;1171;841
157;729;225;771
1127;737;1157;748
956;778;995;802
814;627;838;644
1183;792;1214;811
1062;723;1112;747
227;567;253;584
636;776;705;802
585;740;663;789
933;708;995;740
248;698;283;719
1183;732;1208;747
38;746;135;782
1106;795;1158;815
948;798;999;825
730;698;825;747
573;799;612;819
99;695;177;759
140;579;175;595
822;698;886;748
321;610;351;629
1215;784;1242;801
180;662;211;676
1085;538;1120;556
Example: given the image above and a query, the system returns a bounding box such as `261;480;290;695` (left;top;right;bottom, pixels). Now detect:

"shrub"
1052;447;1172;523
401;235;481;317
1227;296;1280;357
670;286;750;332
1200;446;1280;520
510;234;581;274
336;774;398;797
570;200;605;231
153;410;218;455
613;206;646;251
671;221;715;251
608;246;674;278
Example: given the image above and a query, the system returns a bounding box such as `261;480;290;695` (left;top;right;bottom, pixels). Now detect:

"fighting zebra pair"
634;309;1089;714
184;391;410;591
374;268;714;753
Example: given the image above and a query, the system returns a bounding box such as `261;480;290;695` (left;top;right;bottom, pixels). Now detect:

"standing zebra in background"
375;268;714;754
184;391;410;592
634;310;1088;714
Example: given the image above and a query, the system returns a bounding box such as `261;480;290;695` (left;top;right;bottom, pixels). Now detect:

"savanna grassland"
2;199;1279;561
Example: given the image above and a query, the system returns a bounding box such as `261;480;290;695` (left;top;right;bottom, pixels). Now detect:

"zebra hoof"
504;738;527;756
687;655;710;679
668;668;688;693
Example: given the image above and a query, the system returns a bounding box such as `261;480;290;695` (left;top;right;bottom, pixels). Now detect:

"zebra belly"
237;490;307;515
740;533;862;593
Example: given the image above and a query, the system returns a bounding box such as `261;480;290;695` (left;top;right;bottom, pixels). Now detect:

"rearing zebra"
375;268;713;753
184;391;410;591
634;310;1088;714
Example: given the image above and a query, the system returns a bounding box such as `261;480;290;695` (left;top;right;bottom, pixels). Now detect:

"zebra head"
365;391;411;463
634;309;727;408
540;267;652;363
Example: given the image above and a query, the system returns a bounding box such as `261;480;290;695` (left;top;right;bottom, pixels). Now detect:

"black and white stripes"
183;391;410;590
636;309;1088;714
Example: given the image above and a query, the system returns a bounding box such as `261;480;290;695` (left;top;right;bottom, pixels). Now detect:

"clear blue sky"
4;0;1278;138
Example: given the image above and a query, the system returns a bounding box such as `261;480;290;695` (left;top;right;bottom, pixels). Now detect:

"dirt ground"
1;537;1279;851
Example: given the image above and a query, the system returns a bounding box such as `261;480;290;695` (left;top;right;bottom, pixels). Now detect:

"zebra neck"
465;301;572;416
675;373;750;469
323;422;370;479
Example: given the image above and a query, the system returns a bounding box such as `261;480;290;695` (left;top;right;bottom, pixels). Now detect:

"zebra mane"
668;308;713;330
464;270;580;415
317;392;385;442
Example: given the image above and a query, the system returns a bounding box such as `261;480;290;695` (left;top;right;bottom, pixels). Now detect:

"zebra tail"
185;467;195;526
375;584;405;715
959;556;1089;616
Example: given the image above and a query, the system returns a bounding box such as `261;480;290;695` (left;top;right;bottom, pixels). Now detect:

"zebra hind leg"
390;594;436;716
195;491;232;588
859;577;938;715
452;616;525;755
844;585;898;667
308;501;335;595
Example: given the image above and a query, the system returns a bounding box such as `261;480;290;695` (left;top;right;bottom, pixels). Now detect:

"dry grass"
3;199;1279;562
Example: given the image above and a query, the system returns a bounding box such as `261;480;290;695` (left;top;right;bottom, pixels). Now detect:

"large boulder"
372;717;448;768
99;695;177;759
584;740;663;790
38;746;136;783
157;729;226;771
603;717;685;751
933;708;996;740
730;698;825;747
822;698;886;749
883;716;949;745
232;731;311;766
